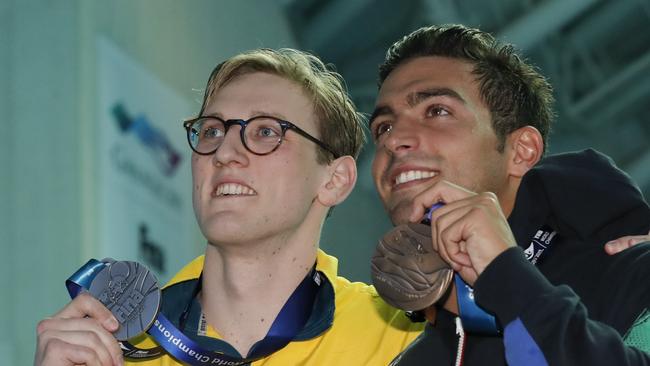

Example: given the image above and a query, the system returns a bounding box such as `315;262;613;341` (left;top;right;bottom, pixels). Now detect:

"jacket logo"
525;227;558;265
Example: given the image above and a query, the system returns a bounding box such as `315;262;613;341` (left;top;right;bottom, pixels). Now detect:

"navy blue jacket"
391;149;650;365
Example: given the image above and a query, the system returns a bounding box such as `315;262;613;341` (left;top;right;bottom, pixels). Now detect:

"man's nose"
382;119;420;155
212;126;248;166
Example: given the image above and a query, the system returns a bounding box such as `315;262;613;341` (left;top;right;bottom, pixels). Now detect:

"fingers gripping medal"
67;259;161;341
371;203;454;311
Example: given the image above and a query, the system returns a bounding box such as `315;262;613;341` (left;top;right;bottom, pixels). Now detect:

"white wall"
0;1;296;364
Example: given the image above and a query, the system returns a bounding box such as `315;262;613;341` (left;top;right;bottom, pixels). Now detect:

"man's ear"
507;126;543;178
317;156;357;207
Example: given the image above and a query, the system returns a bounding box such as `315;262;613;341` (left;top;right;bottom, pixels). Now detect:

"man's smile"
212;182;257;197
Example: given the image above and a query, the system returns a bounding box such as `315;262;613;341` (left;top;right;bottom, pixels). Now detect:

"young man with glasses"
369;24;650;365
35;48;422;366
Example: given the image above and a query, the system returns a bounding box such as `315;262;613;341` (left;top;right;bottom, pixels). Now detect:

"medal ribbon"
454;225;558;335
455;274;499;334
66;259;321;365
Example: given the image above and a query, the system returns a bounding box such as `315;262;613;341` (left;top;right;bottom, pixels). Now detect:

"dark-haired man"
370;24;650;365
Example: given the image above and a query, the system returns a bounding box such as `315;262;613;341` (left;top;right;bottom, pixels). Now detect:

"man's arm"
417;180;650;365
413;182;650;365
475;247;650;366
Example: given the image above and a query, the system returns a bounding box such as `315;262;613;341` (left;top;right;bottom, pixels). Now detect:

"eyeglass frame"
183;115;338;158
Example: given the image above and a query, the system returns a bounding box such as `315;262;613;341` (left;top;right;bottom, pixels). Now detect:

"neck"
500;176;522;218
435;282;459;320
199;231;320;356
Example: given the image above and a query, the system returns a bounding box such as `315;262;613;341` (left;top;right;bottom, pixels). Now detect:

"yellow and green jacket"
127;249;423;365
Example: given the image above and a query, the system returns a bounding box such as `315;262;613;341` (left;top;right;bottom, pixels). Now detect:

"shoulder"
330;272;423;339
273;271;423;365
512;149;650;245
316;249;421;332
163;255;204;288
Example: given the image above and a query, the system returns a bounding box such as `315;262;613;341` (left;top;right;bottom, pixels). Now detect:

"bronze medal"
371;223;453;311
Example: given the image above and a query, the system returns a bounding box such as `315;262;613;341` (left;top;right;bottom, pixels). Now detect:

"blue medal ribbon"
423;203;500;333
454;225;558;334
65;258;108;297
66;259;321;365
454;273;500;335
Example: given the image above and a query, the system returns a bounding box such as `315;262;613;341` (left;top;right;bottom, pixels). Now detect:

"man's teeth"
216;183;256;196
395;170;437;185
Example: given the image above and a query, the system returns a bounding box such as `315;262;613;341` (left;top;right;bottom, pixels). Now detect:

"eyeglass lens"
189;117;283;155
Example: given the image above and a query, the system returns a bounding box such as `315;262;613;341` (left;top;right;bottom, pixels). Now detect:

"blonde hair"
198;48;365;163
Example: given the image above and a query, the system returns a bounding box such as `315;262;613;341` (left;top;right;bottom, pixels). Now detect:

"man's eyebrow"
368;106;393;128
407;87;466;107
369;88;466;128
201;110;289;120
250;110;288;120
200;112;222;119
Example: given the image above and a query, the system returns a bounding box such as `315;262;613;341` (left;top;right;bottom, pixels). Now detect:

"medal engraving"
88;261;161;341
371;223;453;311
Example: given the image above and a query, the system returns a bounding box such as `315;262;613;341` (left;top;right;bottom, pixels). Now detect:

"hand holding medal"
36;284;124;365
372;202;501;335
35;259;161;366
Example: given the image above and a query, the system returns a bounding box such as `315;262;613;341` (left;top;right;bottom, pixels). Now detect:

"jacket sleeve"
474;247;650;366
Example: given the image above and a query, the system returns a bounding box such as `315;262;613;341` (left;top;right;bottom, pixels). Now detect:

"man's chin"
388;201;415;226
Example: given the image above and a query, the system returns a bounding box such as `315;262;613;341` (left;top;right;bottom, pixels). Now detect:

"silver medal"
88;261;161;341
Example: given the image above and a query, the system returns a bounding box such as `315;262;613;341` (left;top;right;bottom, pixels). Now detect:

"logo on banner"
111;103;181;177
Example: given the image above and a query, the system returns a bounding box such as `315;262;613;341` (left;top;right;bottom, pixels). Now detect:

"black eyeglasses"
183;116;338;158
